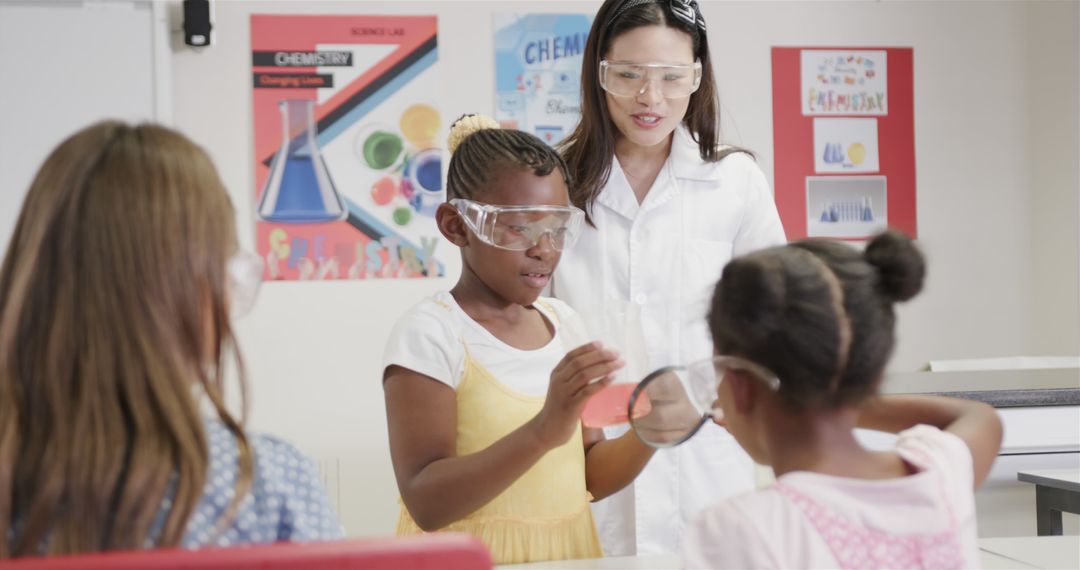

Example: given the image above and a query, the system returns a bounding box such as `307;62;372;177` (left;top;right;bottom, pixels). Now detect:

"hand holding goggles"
451;198;585;252
627;356;780;448
599;60;703;99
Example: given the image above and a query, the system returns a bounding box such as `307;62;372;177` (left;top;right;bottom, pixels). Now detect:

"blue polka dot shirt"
147;419;345;547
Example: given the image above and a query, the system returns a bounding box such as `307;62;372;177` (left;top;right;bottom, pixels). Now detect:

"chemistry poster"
772;47;916;240
251;15;445;280
494;13;592;146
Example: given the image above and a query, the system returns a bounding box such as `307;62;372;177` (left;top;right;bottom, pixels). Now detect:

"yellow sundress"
396;307;602;564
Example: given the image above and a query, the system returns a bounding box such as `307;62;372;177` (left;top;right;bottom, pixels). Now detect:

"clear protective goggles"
599;60;703;99
627;355;781;448
450;198;585;252
227;249;264;318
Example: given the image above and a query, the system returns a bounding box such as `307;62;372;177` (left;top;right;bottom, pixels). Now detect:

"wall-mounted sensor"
183;0;213;47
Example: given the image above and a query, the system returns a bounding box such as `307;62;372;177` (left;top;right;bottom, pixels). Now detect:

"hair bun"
447;114;500;154
864;229;925;303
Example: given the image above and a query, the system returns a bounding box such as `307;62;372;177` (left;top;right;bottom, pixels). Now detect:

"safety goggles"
450;198;585;252
227;249;264;318
627;355;781;448
599;60;703;99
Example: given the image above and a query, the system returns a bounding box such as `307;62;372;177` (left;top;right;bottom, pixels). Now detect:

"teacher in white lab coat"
553;0;787;556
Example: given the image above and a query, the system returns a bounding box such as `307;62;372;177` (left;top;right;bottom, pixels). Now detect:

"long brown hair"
560;0;745;224
0;121;253;557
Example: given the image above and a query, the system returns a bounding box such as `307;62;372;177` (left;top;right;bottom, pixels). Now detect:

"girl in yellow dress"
382;115;656;564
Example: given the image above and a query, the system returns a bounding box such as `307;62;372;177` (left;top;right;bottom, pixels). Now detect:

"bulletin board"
771;47;917;240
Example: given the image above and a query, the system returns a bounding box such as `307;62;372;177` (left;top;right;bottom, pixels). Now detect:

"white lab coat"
551;127;787;555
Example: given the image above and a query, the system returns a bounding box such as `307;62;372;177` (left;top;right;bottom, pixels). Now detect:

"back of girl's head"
0;121;250;556
708;230;925;410
445;114;571;201
562;0;723;220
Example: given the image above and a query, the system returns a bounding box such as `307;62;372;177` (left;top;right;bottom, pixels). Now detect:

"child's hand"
530;342;624;450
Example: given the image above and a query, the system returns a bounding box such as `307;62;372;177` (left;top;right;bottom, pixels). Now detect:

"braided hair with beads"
445;114;573;202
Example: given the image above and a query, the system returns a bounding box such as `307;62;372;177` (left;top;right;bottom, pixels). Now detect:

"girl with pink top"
661;231;1002;568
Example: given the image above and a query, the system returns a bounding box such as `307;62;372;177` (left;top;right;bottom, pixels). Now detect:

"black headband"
607;0;707;33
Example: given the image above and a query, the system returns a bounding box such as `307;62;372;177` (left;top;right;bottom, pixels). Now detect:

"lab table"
498;536;1079;569
1017;468;1080;536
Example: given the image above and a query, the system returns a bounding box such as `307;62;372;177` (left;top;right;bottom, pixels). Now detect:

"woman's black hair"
445;114;572;201
708;230;926;409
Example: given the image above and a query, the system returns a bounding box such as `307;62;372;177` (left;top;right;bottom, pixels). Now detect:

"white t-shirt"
683;425;980;569
382;291;576;396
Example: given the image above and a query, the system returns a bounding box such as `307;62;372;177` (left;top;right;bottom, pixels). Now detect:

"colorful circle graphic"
847;143;867;165
371;176;398;206
400;104;440;148
363;131;404;170
393;206;413;226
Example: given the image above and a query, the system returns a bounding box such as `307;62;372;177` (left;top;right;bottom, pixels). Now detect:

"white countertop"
497;536;1080;569
979;536;1080;569
500;554;680;569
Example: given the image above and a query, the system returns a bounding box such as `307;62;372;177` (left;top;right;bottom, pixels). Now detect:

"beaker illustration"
399;104;440;148
370;175;399;206
364;132;403;170
258;99;347;224
355;123;405;171
406;148;443;218
823;142;844;164
861;196;875;221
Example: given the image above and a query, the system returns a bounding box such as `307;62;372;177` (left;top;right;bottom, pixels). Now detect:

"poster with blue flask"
251;14;447;281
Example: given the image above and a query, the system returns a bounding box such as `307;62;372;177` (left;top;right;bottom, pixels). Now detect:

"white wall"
0;0;169;249
710;0;1079;369
1027;1;1080;356
1;0;1076;539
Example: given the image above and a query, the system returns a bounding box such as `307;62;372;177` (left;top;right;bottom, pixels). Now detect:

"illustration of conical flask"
824;143;845;164
861;196;874;221
257;99;347;224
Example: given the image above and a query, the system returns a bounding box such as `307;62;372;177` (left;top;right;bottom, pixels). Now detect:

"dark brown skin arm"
384;343;623;531
856;394;1003;488
385;367;552;530
582;426;657;501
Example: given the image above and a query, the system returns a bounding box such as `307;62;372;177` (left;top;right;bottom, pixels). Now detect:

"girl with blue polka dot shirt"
0;122;343;559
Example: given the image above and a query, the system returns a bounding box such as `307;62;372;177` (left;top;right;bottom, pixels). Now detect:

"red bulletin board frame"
771;47;917;240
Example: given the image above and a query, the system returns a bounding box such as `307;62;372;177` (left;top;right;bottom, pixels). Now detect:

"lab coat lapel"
669;126;717;182
597;157;641;221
